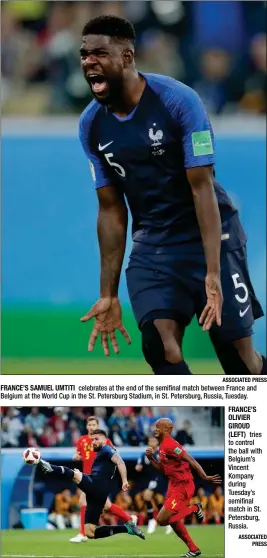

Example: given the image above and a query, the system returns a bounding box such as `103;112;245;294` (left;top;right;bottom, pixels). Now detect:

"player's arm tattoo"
97;186;128;297
111;451;128;483
186;166;221;275
182;450;209;480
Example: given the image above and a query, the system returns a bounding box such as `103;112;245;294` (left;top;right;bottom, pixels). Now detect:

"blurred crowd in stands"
1;406;222;448
2;0;266;115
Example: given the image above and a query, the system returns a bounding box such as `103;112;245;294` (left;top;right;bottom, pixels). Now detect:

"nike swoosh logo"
239;305;250;318
98;141;113;151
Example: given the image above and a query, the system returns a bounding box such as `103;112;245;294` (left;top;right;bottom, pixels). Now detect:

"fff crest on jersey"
148;124;165;156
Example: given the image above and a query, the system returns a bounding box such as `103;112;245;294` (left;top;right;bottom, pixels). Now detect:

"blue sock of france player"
153;361;192;375
49;465;75;481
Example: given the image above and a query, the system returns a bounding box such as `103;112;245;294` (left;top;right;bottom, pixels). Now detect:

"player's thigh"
143;488;154;501
157;505;172;526
165;482;195;515
126;253;194;329
209;246;264;346
85;497;106;532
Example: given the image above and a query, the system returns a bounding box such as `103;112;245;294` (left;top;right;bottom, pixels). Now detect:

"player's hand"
73;452;81;461
135;464;143;472
145;447;154;459
122;481;129;492
206;474;222;484
80;296;131;355
199;273;223;331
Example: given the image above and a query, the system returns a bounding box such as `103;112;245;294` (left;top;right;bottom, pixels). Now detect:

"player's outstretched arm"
81;186;131;355
187;166;223;331
182;449;222;484
111;452;129;491
145;447;164;473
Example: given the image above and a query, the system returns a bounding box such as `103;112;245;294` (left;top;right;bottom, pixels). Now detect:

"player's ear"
123;48;134;67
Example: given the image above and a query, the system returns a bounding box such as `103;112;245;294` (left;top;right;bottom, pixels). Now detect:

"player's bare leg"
143;488;157;534
211;335;266;375
157;505;201;556
142;318;192;375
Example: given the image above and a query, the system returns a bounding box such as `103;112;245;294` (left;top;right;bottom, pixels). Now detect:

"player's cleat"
130;514;138;525
125;521;145;540
194;502;204;522
69;533;88;543
147;518;157;534
38;459;53;474
180;550;201;557
165;524;172;535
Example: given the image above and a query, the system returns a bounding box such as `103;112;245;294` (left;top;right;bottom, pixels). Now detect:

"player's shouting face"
80;34;134;105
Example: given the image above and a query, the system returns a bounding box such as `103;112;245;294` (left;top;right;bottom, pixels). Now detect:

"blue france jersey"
91;444;117;481
79;73;246;251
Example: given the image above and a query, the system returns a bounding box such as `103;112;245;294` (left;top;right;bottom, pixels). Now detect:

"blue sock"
50;465;74;481
153;360;192;375
94;525;127;539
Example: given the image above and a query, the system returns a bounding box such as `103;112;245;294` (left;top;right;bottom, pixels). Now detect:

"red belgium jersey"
159;436;193;485
76;435;113;474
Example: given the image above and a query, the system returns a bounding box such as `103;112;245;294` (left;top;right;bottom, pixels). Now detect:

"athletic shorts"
126;244;264;347
164;481;195;514
79;474;109;525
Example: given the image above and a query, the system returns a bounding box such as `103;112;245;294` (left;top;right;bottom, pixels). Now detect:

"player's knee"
156;512;168;526
73;469;83;484
143;489;152;502
85;524;95;539
141;322;182;369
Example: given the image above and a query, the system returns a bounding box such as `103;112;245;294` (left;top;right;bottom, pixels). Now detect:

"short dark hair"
92;429;107;437
82;15;135;45
87;415;99;424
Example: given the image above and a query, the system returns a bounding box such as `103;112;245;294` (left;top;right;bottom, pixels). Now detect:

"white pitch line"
1;555;224;558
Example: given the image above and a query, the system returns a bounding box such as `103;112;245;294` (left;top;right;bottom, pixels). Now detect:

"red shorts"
164;481;195;514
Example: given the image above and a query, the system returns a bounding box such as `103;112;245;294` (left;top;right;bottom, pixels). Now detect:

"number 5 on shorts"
232;273;249;303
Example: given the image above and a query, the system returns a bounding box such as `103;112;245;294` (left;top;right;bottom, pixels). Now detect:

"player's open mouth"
88;74;108;94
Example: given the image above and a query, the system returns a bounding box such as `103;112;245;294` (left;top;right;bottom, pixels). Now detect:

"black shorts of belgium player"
126;243;264;348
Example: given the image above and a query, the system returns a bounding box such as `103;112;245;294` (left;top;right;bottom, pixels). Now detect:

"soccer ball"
23;447;41;465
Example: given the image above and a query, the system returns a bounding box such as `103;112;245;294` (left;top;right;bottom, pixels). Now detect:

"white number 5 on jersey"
104;152;126;177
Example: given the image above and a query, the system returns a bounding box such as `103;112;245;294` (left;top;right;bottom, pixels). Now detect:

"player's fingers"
109;331;119;354
202;306;216;331
101;332;110;357
215;297;223;327
199;303;210;325
88;328;99;352
119;326;132;344
80;306;98;322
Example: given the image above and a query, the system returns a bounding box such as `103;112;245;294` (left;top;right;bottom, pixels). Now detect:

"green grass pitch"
1;358;222;375
2;526;224;557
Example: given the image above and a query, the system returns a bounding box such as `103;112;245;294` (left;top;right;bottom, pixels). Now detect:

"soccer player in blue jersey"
78;15;266;376
37;429;145;541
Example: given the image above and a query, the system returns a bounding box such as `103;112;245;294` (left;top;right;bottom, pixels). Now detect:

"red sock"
170;519;199;552
171;504;198;522
108;504;131;522
80;506;86;535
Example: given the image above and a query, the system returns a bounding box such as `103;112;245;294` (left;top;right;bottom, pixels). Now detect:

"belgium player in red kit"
146;418;222;557
70;415;137;543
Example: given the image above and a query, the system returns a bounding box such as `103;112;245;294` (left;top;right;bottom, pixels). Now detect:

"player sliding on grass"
79;15;265;375
37;429;145;542
146;418;222;557
70;415;137;542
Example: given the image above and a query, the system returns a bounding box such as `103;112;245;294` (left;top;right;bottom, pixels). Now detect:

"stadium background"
2;0;266;375
2;405;224;557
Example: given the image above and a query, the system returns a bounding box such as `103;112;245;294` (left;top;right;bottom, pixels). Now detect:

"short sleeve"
178;87;215;169
104;445;116;461
79;116;111;189
165;438;184;460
